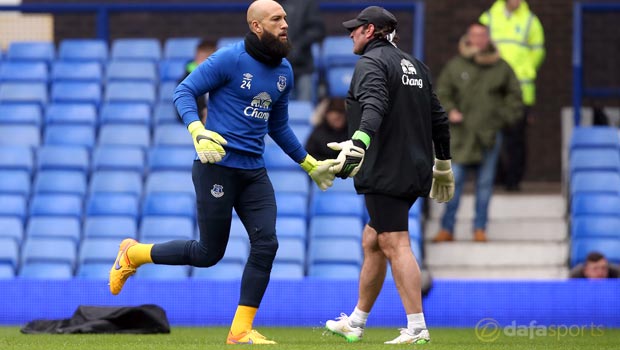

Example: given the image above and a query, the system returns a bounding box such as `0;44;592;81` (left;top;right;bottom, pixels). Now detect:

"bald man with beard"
108;0;339;344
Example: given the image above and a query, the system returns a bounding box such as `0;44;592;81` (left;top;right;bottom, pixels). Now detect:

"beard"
260;30;292;58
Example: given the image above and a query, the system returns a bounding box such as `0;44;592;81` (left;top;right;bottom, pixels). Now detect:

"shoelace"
335;313;350;322
249;330;266;339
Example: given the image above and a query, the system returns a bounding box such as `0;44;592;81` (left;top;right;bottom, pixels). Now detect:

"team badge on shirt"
277;75;287;92
211;184;224;198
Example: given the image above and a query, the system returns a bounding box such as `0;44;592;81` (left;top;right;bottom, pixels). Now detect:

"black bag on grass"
21;304;170;334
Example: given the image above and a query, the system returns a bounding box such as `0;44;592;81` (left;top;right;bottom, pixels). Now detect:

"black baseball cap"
342;6;398;31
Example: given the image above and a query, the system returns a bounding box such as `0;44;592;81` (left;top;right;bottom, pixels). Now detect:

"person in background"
179;38;217;123
479;0;545;191
305;98;348;160
570;252;620;279
432;23;522;243
276;0;325;101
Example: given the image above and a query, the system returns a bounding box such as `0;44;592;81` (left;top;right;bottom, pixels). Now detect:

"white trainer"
325;313;364;343
384;328;431;344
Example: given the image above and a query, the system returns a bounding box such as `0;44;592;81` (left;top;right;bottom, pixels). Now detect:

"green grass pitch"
1;327;619;350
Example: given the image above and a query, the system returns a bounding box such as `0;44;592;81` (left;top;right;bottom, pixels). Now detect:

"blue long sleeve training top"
174;41;307;169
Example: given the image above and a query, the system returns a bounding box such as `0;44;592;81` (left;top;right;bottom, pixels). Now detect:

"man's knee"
191;240;225;267
377;232;410;260
248;236;279;268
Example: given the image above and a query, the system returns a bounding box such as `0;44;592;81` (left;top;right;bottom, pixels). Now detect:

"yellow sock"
126;243;154;267
230;305;258;335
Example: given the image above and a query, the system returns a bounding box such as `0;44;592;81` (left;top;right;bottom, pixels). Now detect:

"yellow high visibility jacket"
480;0;545;106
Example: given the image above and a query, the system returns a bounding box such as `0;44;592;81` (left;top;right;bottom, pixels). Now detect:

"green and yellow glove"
300;154;341;191
188;120;227;164
429;158;455;203
327;130;370;179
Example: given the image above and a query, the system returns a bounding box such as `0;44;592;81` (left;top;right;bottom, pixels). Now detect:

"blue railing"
572;2;620;125
0;2;424;60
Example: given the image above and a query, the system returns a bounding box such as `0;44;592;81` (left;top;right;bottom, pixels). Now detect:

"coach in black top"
324;6;454;345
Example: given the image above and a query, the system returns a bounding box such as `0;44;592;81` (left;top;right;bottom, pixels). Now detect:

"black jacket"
278;0;325;76
346;39;450;199
305;123;349;160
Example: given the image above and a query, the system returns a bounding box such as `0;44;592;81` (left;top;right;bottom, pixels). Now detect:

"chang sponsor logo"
243;92;272;121
400;58;423;88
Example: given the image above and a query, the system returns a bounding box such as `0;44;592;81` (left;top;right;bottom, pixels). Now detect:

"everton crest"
211;184;224;198
277;75;287;92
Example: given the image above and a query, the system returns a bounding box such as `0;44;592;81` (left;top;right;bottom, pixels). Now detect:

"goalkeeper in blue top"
108;0;338;344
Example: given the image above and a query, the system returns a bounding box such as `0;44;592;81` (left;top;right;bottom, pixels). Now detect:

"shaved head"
247;0;285;31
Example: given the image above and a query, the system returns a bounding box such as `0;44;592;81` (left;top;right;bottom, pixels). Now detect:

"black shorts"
365;194;417;234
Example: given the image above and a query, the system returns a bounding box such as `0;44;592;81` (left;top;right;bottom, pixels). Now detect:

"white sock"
407;313;427;331
349;307;369;328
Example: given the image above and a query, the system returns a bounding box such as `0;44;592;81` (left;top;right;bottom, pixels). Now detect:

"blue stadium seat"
571;193;620;217
51;82;102;106
21;237;76;268
83;216;137;239
276;217;306;240
158;81;177;103
571;238;620;266
140;216;194;241
105;82;156;105
89;171;143;198
148;146;194;172
37;145;89;173
0;145;34;172
100;102;151;126
145;171;194;197
0;82;48;106
0;195;27;222
571;172;620;196
570;126;620;150
308;238;362;266
159;59;187;82
92;146;145;174
58;39;108;63
27;217;81;243
408;218;422;242
0;217;24;245
287;100;313;124
309;216;362;240
33;170;87;196
192;262;244;280
270;263;304;279
45;103;97;126
98;124;150;151
275;193;307;217
264;143;298;171
269;170;309;195
136;264;189;280
7;42;55;63
219;238;249;265
19;263;73;279
76;263;109;279
569;149;620;177
327;67;354;98
216;37;244;49
0;125;40;149
154;124;192;147
308;264;360;279
229;217;247;240
44;125;96;151
111;39;161;62
0;103;41;126
291;124;312;144
409;199;423;218
142;193;195;219
164;37;200;60
571;217;620;239
311;192;364;217
29;194;83;219
86;193;138;219
0;170;30;197
51;61;102;82
274;238;305;265
78;238;120;265
106;60;157;83
318;178;355;193
0;264;15;279
0;62;48;82
154;102;179;125
0;237;19;270
411;239;422;264
322;36;357;68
